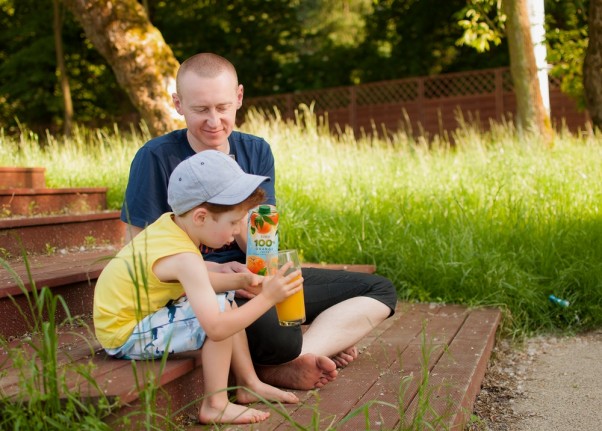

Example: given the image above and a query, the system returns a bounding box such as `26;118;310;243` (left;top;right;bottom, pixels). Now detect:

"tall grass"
0;254;117;430
1;110;601;337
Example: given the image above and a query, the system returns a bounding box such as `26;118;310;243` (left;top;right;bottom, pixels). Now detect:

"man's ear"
172;93;184;115
236;84;244;109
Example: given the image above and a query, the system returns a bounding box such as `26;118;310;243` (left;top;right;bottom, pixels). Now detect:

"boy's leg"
107;296;271;424
198;335;270;424
228;326;299;404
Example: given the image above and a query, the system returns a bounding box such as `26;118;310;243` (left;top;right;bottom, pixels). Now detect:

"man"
121;53;398;390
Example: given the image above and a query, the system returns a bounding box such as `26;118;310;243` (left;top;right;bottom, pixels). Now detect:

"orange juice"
275;275;306;326
246;205;278;275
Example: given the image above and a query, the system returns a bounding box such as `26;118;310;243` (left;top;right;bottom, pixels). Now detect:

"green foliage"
358;0;508;81
456;0;506;52
546;0;589;110
0;0;589;132
455;0;590;109
0;0;134;134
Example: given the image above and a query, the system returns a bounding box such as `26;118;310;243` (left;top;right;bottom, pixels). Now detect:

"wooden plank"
265;304;427;429
333;304;470;431
0;212;125;255
0;167;45;189
301;263;376;274
0;249;115;295
402;307;502;430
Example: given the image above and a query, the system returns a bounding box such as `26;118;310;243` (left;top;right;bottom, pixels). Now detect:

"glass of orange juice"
275;249;306;326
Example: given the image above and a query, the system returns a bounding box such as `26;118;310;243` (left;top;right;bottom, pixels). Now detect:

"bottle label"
246;205;279;275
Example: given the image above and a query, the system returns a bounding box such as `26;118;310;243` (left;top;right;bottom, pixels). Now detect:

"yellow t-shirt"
93;213;201;348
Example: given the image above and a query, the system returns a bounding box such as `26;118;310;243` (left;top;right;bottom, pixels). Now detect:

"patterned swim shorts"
105;292;234;360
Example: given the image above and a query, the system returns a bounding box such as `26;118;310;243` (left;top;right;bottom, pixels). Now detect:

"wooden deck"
187;302;501;430
0;251;501;430
0;301;500;430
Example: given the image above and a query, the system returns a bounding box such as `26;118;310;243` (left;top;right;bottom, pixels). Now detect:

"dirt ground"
468;329;602;430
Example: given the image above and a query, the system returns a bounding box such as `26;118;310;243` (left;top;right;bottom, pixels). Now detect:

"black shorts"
235;267;397;365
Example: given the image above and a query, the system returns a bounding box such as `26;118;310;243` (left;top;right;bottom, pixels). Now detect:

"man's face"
173;71;243;152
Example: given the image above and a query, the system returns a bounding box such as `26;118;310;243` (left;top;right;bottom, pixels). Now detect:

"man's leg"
236;297;338;390
301;296;390;357
234;298;303;365
301;269;397;362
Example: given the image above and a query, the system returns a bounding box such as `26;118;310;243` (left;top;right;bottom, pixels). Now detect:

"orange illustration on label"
246;205;278;276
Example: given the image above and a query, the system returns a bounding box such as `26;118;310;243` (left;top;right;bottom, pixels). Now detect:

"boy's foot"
198;400;269;424
256;353;338;390
236;381;299;404
331;346;359;368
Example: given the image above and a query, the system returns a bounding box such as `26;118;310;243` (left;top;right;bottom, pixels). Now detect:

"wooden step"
0;211;125;256
0;187;109;217
0;167;46;189
0;248;116;338
0;321;205;429
0;302;501;430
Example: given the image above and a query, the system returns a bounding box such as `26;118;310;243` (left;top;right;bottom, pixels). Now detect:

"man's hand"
209;260;264;299
217;261;249;274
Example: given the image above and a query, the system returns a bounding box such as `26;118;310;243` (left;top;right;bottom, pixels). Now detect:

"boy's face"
173;70;243;153
201;208;247;249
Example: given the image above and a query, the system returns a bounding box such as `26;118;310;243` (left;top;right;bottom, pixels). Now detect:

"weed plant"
1;111;602;338
0;254;117;430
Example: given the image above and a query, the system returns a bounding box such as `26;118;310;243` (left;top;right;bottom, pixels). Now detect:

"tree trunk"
63;0;183;136
502;0;553;143
53;0;74;136
584;0;602;131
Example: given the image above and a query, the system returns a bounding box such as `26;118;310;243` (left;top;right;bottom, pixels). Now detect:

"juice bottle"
246;205;279;276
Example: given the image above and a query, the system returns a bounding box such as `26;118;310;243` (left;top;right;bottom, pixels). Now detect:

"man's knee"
236;299;303;365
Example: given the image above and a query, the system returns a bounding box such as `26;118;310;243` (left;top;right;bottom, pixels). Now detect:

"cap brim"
206;174;270;205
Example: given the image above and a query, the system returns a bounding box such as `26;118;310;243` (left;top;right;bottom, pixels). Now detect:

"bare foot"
236;381;299;404
256;353;338;390
331;346;358;368
198;400;269;424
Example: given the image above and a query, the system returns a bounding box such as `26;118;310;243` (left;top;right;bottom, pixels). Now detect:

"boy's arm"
207;271;262;296
154;252;301;341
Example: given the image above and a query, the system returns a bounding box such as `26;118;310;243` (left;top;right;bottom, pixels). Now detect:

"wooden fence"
240;67;590;138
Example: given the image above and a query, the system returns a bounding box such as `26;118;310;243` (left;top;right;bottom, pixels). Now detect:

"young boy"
93;150;302;425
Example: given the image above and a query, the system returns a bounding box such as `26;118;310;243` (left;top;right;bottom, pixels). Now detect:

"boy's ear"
191;207;209;224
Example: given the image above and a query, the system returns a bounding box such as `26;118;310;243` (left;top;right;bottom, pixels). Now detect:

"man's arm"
124;224;143;243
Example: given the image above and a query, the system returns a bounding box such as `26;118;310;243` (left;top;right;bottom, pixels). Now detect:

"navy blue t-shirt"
121;129;276;263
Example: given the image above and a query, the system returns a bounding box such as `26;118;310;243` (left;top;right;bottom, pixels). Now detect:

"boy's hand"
236;273;264;299
261;262;303;304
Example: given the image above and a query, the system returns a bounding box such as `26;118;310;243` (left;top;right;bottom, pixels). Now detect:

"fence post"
417;77;425;131
349;86;357;135
495;68;504;121
286;94;294;120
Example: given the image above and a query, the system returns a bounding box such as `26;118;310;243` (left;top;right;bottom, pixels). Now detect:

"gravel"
467;329;602;430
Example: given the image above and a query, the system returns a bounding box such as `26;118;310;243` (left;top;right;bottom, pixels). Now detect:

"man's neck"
187;131;230;154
